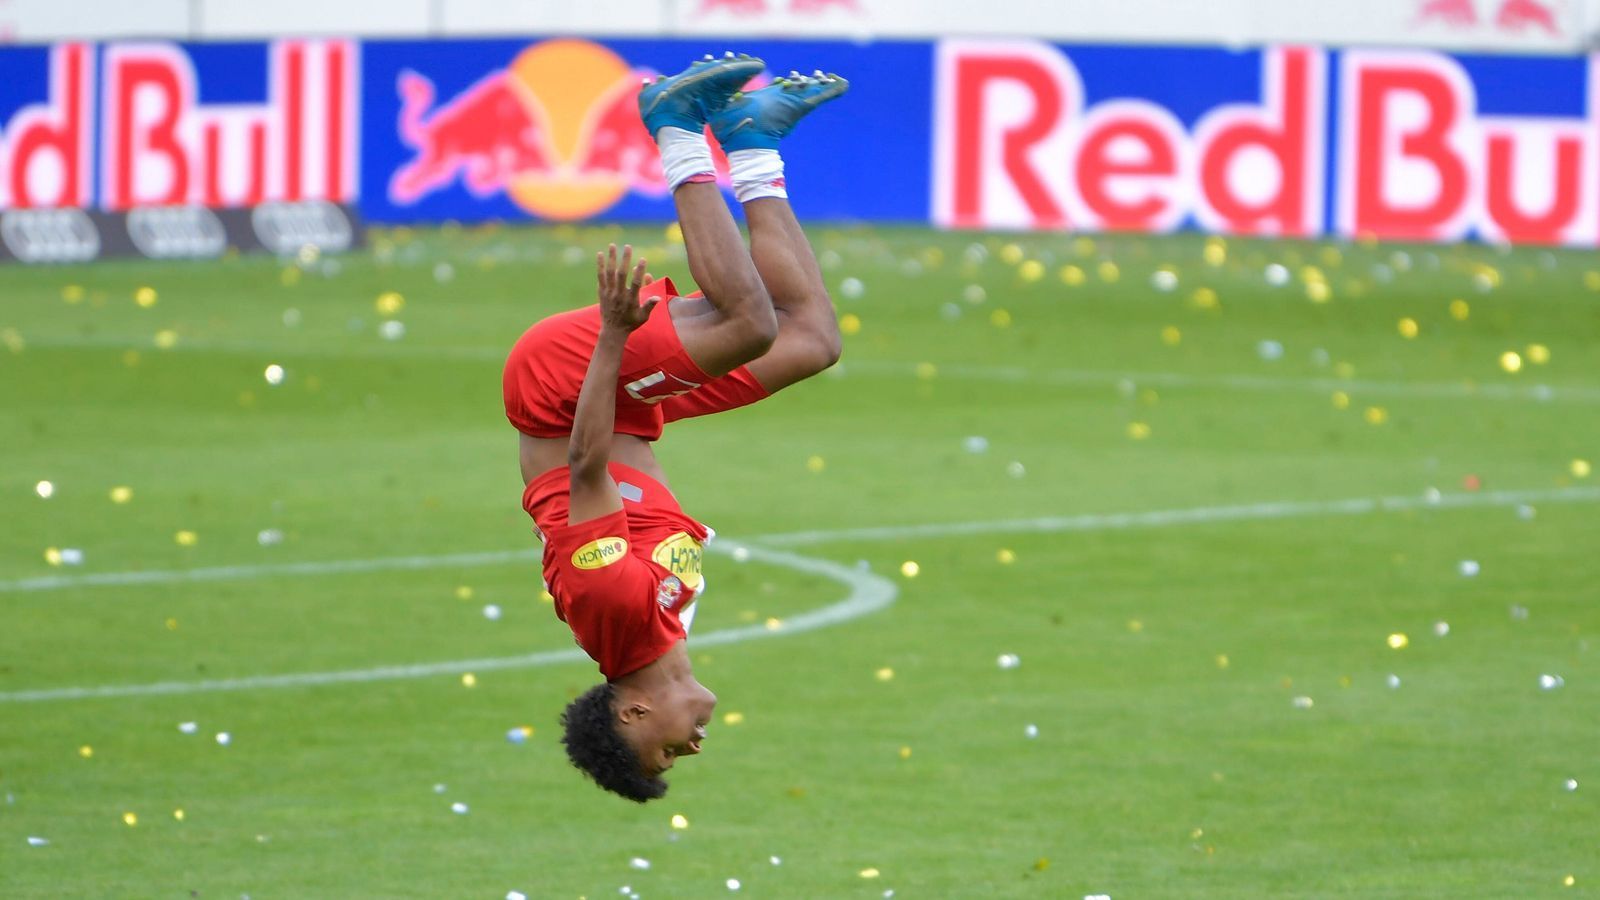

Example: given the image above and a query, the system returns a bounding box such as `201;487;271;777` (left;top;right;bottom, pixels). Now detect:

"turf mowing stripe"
755;486;1600;547
2;487;1595;595
0;543;895;703
22;333;1600;403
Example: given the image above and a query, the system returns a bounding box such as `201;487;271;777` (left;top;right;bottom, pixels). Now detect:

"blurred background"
3;2;1597;898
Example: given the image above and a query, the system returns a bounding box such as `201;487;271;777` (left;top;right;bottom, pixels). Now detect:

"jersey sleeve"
543;508;655;617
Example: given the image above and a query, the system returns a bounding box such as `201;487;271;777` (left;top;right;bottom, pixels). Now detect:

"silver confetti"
962;436;990;454
1024;724;1039;738
629;857;651;870
450;802;469;814
1458;560;1480;577
483;604;503;621
838;277;864;299
1538;674;1564;691
1292;696;1314;709
27;836;49;847
1386;674;1401;689
178;721;198;734
996;653;1021;670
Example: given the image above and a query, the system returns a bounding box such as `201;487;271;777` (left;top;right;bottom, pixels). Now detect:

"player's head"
560;679;715;802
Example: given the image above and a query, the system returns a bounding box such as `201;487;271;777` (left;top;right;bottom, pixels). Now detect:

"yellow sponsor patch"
571;537;628;570
652;532;704;590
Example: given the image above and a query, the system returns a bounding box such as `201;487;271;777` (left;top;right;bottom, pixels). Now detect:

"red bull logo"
391;38;737;221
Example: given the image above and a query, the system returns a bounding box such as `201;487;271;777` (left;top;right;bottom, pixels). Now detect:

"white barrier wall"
3;0;1597;51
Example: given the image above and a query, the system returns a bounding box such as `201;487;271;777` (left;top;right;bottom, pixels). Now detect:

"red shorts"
502;277;770;442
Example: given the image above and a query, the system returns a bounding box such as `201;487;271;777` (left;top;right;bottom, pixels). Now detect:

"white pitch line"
840;360;1600;404
754;486;1600;547
0;542;895;703
3;485;1595;704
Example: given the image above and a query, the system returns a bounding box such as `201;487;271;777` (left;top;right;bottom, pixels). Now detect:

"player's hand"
596;243;654;333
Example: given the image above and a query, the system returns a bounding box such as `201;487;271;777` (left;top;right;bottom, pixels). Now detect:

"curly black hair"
560;683;669;803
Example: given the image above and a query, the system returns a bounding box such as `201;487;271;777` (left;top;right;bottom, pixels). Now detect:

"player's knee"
736;304;779;360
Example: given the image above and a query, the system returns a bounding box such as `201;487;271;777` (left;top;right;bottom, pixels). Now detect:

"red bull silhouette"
1416;0;1479;26
1496;0;1560;33
570;79;666;190
391;70;556;203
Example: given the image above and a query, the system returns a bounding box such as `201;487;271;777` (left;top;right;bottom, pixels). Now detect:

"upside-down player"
501;54;847;801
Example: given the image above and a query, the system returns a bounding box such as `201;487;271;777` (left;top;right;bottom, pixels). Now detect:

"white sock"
728;148;787;203
656;126;715;192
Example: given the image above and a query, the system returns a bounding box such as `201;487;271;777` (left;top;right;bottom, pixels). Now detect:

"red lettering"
1075;115;1178;229
202;120;267;207
951;55;1066;228
1483;130;1582;244
285;43;304;202
1197;47;1319;236
111;56;189;209
7;44;90;209
1351;64;1470;240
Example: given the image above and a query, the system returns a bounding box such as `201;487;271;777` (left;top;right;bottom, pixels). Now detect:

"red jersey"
524;462;710;680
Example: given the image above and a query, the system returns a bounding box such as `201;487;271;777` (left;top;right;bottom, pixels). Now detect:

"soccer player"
501;54;847;802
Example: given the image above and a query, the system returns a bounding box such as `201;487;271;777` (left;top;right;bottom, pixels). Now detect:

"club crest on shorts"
656;575;683;609
571;537;628;569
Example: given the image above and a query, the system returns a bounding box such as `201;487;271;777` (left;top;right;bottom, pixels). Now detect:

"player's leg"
741;194;841;392
639;55;777;378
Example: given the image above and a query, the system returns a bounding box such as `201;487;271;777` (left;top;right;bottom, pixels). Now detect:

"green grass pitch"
2;223;1597;898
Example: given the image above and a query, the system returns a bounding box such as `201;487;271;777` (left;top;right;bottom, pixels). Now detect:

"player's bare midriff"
519;431;669;489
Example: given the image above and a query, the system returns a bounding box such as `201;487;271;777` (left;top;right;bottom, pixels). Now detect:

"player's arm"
567;244;656;526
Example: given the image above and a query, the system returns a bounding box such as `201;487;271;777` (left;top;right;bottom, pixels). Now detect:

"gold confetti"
1191;828;1205;839
1572;459;1592;479
874;667;895;682
280;267;302;287
1397;318;1419;339
1319;246;1343;267
1526;344;1550;365
153;329;179;350
722;712;745;725
2;327;26;353
1449;298;1470;320
174;530;198;547
1128;619;1144;633
109;486;133;504
806;455;826;473
134;287;158;308
1306;281;1331;303
1033;857;1051;871
664;221;684;244
1190;287;1219;310
1364;406;1388;426
122;812;138;827
539;589;554;604
1018;260;1044;282
999;243;1024;265
899;561;920;578
996;548;1016;565
44;547;63;566
1387;633;1409;650
860;867;882;879
1332;391;1350;410
670;814;689;830
1585;271;1600;291
460;672;477;688
1160;326;1182;346
839;313;861;336
173;809;185;822
62;284;85;303
1127;422;1152;441
1098;261;1120;283
764;617;783;631
1059;264;1085;286
1499;351;1523;373
165;618;178;631
989;309;1012;328
375;291;405;315
1334;361;1355;379
1073;236;1096;257
915;361;938;379
78;745;93;759
1565;875;1576;887
1203;238;1226;266
122;350;141;368
1215;654;1230;669
454;585;474;601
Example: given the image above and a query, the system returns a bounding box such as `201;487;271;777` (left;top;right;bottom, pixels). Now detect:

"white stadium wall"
4;0;1600;52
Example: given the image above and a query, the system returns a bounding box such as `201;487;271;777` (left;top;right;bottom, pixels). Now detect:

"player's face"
630;680;717;778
